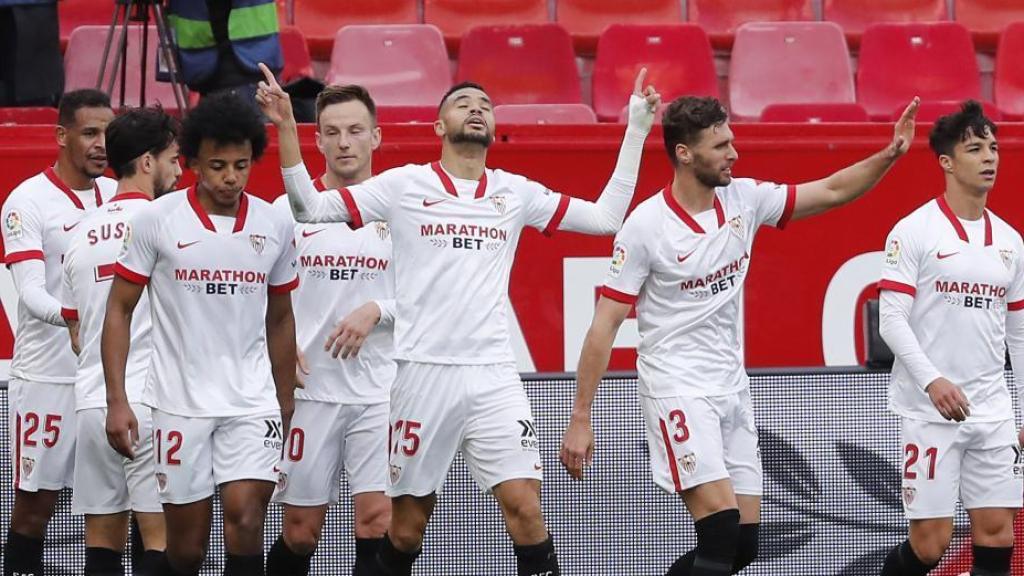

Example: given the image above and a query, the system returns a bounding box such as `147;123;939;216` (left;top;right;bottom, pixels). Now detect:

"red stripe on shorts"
659;417;683;493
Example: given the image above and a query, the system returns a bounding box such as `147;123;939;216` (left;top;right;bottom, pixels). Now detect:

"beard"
693;159;731;188
450;126;493;148
153;170;179;198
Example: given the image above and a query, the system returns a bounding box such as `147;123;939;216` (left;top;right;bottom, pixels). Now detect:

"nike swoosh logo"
937;251;959;260
423;198;448;207
63;222;79;232
534;463;543;471
177;240;201;249
302;229;326;238
677;250;697;263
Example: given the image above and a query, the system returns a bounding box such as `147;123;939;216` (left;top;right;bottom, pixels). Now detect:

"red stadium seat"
456;25;581;105
64;26;185;113
857;23;980;120
59;0;117;51
729;22;854;121
896;99;1003;122
759;103;870;122
955;0;1024;51
278;26;313;85
495;103;597;124
995;22;1024;119
376;106;438;123
687;0;814;49
592;24;717;123
556;0;682;54
425;0;548;52
293;0;417;60
326;25;451;109
0;107;59;126
823;0;948;45
616;102;668;124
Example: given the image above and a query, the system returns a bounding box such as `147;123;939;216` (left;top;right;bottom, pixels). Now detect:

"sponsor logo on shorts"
1013;445;1023;480
277;471;288;490
901;486;916;506
518;419;539;451
20;456;35;479
156;472;168;492
264;420;283;450
679;452;697;475
389;464;402;484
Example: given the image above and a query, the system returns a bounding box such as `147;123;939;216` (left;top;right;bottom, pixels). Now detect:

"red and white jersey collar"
187;185;249;233
662;184;725;234
936;194;992;246
44;166;103;209
431;161;488;199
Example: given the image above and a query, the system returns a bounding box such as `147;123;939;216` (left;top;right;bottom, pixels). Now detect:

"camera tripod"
95;0;188;111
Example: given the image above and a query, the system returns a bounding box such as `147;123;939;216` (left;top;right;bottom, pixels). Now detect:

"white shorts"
900;417;1023;519
72;404;161;515
152;410;282;505
8;379;76;492
640;389;763;496
386;362;542;497
273;399;388;506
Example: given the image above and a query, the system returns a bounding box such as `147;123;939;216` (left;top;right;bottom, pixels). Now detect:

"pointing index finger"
258;62;279;90
633;67;648;96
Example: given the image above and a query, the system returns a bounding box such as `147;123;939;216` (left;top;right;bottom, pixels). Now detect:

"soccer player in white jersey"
101;93;299;576
560;94;920;576
60;107;182;576
1;88;117;576
265;85;395;576
257;61;659;575
877;101;1023;576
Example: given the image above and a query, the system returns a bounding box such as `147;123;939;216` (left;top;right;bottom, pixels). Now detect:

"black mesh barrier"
1;371;1019;574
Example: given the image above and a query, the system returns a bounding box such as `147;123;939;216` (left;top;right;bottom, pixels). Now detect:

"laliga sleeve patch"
885;238;901;267
609;244;627;278
5;211;23;240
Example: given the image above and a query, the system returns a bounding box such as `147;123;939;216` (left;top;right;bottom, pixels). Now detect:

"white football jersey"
273;176;395;404
115;187;299;417
61;193;153;410
880;196;1024;423
293;162;569;365
601;179;795;398
2;168;117;383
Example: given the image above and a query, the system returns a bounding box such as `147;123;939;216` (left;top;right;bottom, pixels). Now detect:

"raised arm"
560;297;633;479
790;97;920;222
557;69;661;235
101;276;145;458
256;62;353;223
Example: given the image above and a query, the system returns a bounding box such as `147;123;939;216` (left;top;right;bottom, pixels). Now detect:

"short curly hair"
180;92;267;161
928;100;997;158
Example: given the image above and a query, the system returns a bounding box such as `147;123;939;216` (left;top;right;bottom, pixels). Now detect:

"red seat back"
955;0;1024;50
857;22;980;120
592;24;717;122
824;0;948;42
279;26;313;85
994;22;1024;118
293;0;417;60
759;103;870;122
0;108;59;126
425;0;548;51
457;24;581;105
556;0;682;53
688;0;814;48
729;22;854;121
326;25;451;108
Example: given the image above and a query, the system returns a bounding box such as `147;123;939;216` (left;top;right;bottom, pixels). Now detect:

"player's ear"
55;124;68;148
370;126;382;151
433;118;445;139
675;143;691;166
140;152;154;175
939;154;954;174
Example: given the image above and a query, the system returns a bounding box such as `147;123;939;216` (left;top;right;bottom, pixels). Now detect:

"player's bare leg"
494;478;560;576
881;517;952;576
4;489;59;575
374;494;435;576
966;507;1015;576
134;511;167;573
274;493;389;575
353;492;391;573
221;479;274;575
160;499;213;576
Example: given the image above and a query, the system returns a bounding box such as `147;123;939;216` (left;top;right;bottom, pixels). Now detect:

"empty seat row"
58;0;1024;59
56;21;1024;121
